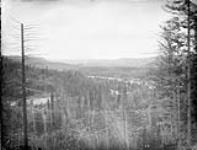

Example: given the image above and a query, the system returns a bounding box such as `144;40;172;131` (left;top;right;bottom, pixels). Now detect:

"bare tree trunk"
105;110;109;150
51;92;54;129
177;81;181;149
42;110;47;134
21;23;28;149
31;100;36;135
0;4;3;149
123;110;129;150
0;25;4;149
187;0;192;146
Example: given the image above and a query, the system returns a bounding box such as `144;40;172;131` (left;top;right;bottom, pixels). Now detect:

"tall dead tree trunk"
21;23;28;149
51;92;54;129
0;4;4;148
187;0;192;146
177;81;181;149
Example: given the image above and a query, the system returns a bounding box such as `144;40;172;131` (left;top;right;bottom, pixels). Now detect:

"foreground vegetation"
2;57;160;150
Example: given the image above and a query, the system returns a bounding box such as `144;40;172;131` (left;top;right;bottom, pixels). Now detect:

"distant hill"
6;55;156;79
62;57;156;68
7;55;80;71
7;55;156;69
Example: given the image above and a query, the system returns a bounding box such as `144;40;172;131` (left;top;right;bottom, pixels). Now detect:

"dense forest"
2;57;159;150
1;0;197;150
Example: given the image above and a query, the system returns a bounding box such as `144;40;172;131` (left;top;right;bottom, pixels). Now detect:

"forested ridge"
2;57;160;150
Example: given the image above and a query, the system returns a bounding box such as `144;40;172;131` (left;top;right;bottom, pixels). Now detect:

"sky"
2;0;170;60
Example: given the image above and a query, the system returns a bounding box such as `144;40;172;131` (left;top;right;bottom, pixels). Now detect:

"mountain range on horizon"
5;55;156;79
6;55;156;69
61;56;156;67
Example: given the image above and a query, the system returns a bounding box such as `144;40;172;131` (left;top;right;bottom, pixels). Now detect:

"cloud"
3;0;168;59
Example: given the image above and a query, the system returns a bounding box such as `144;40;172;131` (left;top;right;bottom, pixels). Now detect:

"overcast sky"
2;0;170;60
